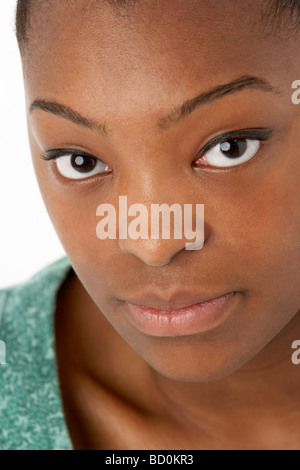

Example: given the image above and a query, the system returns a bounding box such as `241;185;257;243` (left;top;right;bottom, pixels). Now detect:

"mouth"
119;291;239;337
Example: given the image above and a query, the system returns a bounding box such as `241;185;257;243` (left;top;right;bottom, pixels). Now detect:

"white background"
0;0;65;288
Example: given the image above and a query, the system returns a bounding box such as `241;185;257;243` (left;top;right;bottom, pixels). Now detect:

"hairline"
15;0;300;58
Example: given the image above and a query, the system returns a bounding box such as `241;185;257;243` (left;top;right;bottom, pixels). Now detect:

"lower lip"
122;292;238;337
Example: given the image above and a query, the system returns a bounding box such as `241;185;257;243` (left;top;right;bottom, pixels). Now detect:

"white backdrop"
0;0;65;288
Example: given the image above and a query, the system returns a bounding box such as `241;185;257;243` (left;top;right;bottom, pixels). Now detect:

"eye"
42;149;112;180
197;138;261;168
193;130;273;169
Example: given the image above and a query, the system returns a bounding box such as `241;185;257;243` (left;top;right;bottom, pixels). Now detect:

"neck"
150;313;300;431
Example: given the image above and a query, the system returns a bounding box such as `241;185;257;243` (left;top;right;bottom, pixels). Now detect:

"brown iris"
220;139;248;159
71;154;97;173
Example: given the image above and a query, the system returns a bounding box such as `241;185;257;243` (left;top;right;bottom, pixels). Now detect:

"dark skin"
21;0;300;449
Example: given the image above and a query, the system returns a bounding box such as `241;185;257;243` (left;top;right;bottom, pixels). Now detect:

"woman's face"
25;0;300;381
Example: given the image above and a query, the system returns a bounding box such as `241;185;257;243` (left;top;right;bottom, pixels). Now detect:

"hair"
15;0;31;49
15;0;300;56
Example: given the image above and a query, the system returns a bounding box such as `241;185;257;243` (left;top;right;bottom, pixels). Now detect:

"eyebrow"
29;99;108;137
157;75;279;129
29;75;279;136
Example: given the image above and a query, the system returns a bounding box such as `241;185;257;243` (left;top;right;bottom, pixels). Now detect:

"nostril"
118;238;186;267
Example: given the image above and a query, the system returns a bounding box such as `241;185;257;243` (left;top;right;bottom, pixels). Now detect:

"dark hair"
15;0;300;56
15;0;31;49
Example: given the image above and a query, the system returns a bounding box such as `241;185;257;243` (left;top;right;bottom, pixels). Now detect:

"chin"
141;345;249;383
152;364;243;383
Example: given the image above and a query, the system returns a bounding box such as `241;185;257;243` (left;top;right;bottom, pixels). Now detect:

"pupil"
220;139;247;159
71;154;97;173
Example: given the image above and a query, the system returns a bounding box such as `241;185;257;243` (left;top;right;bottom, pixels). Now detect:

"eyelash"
41;148;103;162
40;128;274;175
197;129;273;155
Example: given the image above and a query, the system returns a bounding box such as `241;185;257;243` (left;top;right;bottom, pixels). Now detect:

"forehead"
25;0;290;123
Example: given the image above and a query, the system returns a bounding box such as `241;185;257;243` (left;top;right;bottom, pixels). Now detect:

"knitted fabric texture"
0;258;73;450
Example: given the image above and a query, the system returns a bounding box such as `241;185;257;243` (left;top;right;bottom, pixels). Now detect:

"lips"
122;290;236;312
119;290;238;337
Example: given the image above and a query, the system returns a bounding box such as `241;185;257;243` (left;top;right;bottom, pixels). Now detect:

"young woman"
1;0;300;450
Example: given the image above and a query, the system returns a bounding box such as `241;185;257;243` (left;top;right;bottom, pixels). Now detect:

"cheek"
45;188;113;283
218;163;300;313
31;152;112;283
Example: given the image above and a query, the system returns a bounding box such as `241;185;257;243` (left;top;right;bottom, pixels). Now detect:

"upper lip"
121;289;235;312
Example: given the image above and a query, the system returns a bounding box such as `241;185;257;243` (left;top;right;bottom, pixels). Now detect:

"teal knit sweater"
0;258;74;450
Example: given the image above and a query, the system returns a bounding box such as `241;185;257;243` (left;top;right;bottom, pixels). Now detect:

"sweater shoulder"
0;257;73;450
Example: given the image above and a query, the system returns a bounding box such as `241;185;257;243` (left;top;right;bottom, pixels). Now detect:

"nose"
119;230;188;267
116;195;204;266
110;150;205;266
